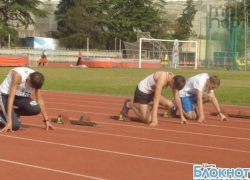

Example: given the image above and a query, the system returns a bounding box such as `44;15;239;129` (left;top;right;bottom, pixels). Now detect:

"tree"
104;0;168;42
54;0;75;35
54;0;170;49
223;0;250;57
0;0;48;46
225;0;250;26
173;0;197;40
54;0;106;49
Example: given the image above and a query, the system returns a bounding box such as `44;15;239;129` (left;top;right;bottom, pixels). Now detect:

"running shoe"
121;99;131;117
169;100;178;118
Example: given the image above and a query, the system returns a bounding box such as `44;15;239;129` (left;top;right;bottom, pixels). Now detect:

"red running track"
1;90;250;180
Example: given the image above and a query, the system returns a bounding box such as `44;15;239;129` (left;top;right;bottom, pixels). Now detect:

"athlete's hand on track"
149;120;158;126
45;121;56;130
197;114;206;123
220;113;228;121
181;119;188;124
0;121;13;133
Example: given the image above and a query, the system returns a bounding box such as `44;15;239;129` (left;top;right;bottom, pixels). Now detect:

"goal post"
139;38;198;69
28;53;38;67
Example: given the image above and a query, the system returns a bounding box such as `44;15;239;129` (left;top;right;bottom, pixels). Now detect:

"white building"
18;0;59;38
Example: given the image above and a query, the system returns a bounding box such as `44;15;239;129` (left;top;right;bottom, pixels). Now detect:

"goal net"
28;53;38;67
138;38;198;69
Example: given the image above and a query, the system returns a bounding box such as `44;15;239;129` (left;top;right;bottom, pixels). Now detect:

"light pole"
115;37;117;51
244;0;247;70
198;2;207;63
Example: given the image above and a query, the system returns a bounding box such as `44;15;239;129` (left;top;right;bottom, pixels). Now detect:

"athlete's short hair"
30;72;45;89
173;75;186;90
209;75;220;86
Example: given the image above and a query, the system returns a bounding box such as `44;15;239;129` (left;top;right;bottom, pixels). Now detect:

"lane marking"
0;158;110;180
0;134;194;166
41;91;250;112
46;102;119;110
161;119;250;130
46;107;250;125
23;123;250;154
92;121;250;141
28;113;250;140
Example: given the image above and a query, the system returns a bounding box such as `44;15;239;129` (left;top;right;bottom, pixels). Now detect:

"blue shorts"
180;95;197;112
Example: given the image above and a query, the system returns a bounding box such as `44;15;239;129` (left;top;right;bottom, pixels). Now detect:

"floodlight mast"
139;38;142;68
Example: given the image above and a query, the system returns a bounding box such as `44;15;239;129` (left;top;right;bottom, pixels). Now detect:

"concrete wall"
0;48;120;63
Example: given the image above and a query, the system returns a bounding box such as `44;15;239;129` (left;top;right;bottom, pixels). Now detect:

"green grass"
1;67;250;106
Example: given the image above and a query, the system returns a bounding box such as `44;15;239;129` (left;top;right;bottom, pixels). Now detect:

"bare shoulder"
154;71;165;78
154;71;168;83
168;72;174;79
11;71;22;84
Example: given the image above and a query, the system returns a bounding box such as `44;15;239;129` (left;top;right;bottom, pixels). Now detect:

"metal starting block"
110;111;127;121
159;110;180;118
51;113;98;127
113;111;131;121
209;110;250;119
110;111;140;122
163;110;169;117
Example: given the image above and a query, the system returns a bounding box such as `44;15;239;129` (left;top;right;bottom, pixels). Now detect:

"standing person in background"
161;52;168;68
76;50;82;66
38;50;47;67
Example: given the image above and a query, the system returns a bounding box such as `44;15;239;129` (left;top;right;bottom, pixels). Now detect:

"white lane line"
43;96;124;103
31;113;250;140
42;97;250;124
0;158;110;180
41;90;131;99
0;134;194;166
41;91;250;111
46;107;250;125
24;123;250;154
46;102;250;122
91;121;250;141
161;119;250;130
44;97;218;111
46;102;119;110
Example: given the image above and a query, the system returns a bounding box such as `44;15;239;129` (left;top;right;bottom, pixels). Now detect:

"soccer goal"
138;38;198;69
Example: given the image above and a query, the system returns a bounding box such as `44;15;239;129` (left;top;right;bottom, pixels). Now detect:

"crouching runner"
0;67;55;132
120;71;187;126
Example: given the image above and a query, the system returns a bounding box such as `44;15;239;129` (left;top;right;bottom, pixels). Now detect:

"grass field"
0;67;250;106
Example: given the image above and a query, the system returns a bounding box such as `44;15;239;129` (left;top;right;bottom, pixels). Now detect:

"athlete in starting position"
0;67;55;132
121;71;187;126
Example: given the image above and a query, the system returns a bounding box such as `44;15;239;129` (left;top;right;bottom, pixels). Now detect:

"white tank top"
138;72;173;94
0;67;35;97
179;73;212;97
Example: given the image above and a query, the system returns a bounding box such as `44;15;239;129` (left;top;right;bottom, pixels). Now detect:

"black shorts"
0;93;41;130
133;86;154;104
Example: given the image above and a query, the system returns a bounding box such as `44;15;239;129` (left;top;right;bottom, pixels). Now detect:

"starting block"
118;111;125;121
110;112;129;121
160;110;180;118
110;111;140;122
163;110;169;118
51;113;98;127
209;110;250;119
110;111;127;121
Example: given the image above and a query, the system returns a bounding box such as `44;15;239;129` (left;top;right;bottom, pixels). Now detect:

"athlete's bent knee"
12;122;21;131
29;106;41;115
